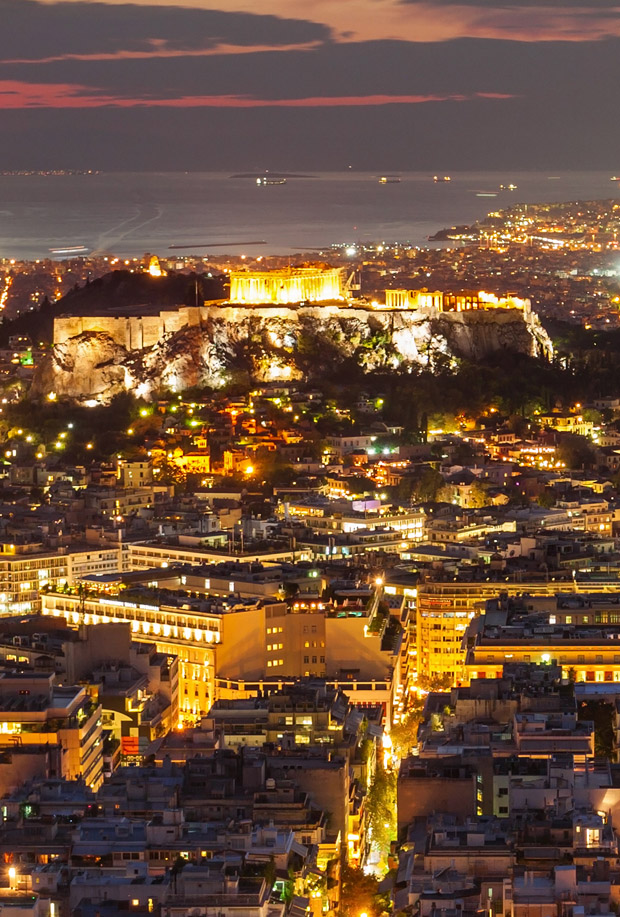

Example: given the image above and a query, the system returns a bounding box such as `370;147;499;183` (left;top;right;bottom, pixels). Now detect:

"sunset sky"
2;0;619;169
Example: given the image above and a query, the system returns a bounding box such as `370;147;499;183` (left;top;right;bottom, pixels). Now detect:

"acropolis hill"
33;265;553;404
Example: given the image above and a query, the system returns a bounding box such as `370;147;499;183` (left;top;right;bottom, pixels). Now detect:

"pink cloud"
123;0;620;44
0;81;517;109
0;41;324;65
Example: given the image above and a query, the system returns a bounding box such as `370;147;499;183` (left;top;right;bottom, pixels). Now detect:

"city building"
0;672;103;789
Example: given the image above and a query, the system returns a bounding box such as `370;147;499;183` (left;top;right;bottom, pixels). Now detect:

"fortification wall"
54;316;133;348
54;307;207;350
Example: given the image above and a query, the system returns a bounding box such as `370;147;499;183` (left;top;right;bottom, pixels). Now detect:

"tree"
417;672;454;691
364;761;397;863
504;414;530;437
414;467;443;502
537;489;556;508
451;441;476;465
253;451;298;487
152;456;186;489
340;865;385;917
582;408;603;424
282;581;300;601
578;700;615;760
556;433;596;470
467;480;488;508
388;700;425;759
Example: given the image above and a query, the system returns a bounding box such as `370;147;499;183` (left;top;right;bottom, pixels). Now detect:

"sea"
0;170;618;261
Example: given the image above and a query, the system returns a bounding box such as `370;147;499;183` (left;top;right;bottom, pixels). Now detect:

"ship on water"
256;177;287;186
378;175;401;184
433;175;452;183
49;245;90;255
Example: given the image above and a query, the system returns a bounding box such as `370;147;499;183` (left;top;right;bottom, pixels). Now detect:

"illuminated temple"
229;265;343;305
384;288;530;313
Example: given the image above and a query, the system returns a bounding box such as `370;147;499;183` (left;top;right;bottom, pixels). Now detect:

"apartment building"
40;588;233;722
282;498;425;542
415;580;620;685
0;673;103;789
463;603;620;684
0;541;125;616
127;537;293;569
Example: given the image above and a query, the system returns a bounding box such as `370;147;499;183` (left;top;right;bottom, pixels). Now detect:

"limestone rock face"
32;306;553;404
32;331;134;403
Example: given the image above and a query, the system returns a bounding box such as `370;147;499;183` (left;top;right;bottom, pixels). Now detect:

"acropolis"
39;262;552;404
52;268;534;351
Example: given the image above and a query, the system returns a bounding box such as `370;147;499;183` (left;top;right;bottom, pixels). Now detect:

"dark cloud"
0;0;331;60
0;85;618;172
1;36;617;103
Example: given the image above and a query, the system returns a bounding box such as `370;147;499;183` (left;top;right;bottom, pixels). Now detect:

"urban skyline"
4;2;620;916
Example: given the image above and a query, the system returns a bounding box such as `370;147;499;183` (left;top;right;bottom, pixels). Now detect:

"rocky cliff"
32;305;553;404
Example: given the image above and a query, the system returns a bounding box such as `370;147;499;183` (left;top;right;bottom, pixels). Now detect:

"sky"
1;0;620;170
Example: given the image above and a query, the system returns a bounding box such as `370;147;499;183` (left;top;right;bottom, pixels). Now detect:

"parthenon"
229;265;344;305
